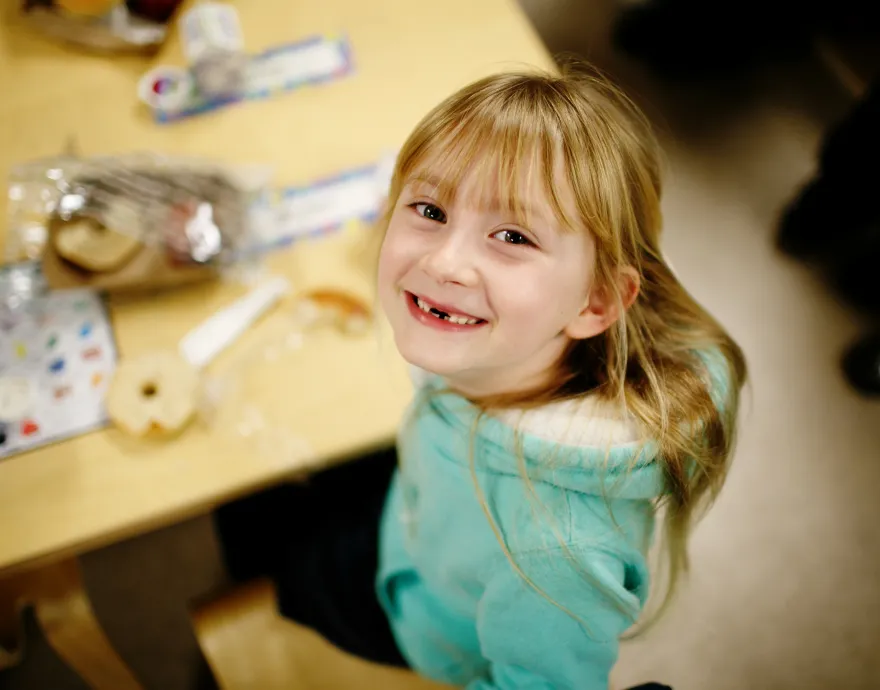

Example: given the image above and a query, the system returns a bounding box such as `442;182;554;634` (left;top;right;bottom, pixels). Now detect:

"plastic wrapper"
6;151;275;297
195;303;372;471
197;315;317;470
20;2;168;54
0;262;50;326
138;3;251;119
192;225;379;468
180;2;247;101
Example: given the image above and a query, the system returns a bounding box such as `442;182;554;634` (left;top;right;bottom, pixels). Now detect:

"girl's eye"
492;229;534;247
412;203;447;223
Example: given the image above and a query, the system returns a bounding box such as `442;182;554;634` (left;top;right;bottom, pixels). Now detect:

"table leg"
0;579;25;669
0;558;142;690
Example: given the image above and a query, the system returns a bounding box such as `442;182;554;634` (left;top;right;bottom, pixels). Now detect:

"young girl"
219;66;744;690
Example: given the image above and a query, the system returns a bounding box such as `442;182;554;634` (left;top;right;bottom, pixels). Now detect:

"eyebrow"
405;175;551;227
407;175;451;197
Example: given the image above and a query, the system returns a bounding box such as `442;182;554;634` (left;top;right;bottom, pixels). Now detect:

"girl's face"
378;163;608;398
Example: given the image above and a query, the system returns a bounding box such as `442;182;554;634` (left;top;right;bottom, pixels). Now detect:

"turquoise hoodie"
376;369;672;690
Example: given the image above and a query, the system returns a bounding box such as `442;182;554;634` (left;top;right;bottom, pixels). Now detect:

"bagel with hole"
106;351;200;436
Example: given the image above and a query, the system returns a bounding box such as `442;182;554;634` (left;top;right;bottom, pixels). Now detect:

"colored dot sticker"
49;358;65;374
79;321;93;338
82;346;102;361
21;419;39;437
14;342;26;359
91;372;104;388
47;335;58;349
54;386;72;400
137;66;193;112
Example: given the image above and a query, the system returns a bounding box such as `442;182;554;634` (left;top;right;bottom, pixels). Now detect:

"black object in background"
612;0;880;78
126;0;182;23
776;77;880;396
778;81;880;268
613;0;813;76
842;331;880;396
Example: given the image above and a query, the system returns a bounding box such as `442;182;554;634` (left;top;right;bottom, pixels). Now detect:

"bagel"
54;205;143;273
106;351;199;436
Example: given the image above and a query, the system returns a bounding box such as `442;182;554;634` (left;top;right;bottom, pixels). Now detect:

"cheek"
377;243;400;319
376;238;393;289
377;221;418;297
494;270;585;333
377;224;404;282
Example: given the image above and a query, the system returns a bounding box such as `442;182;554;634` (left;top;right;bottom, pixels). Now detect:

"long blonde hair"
379;65;746;625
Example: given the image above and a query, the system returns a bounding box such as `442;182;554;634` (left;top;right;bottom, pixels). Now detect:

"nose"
419;223;479;287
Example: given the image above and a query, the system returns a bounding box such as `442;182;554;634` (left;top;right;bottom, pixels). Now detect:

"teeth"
415;296;480;325
416;297;432;314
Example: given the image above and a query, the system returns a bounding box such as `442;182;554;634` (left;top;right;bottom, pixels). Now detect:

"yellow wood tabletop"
0;0;554;575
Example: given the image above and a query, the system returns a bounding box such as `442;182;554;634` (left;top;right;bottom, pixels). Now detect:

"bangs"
393;81;582;233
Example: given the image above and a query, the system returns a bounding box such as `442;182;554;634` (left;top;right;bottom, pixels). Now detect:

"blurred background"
1;1;879;689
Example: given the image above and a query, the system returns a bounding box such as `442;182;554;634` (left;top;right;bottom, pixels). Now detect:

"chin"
394;338;467;378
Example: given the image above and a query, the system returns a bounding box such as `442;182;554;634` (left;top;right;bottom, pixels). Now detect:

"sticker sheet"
152;34;354;123
0;278;117;458
246;153;396;252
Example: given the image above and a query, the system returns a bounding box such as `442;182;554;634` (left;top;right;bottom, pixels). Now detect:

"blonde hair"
379;65;746;627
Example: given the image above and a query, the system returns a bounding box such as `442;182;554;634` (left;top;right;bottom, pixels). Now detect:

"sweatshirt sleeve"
467;547;644;690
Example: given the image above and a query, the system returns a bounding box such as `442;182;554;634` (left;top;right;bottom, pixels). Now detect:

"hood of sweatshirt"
415;373;666;501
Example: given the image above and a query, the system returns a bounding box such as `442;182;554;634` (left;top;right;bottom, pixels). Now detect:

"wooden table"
0;1;554;687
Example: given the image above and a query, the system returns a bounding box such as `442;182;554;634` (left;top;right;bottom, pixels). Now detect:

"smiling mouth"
408;292;486;325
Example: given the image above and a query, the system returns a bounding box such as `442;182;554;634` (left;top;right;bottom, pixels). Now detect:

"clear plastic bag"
6;151;275;295
19;3;167;54
0;262;49;325
192;223;382;468
197;314;317;470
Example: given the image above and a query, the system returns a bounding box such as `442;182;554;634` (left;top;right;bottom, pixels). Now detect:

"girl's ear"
564;266;640;340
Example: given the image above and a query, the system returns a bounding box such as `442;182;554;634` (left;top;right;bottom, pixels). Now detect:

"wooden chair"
0;558;142;689
190;579;448;690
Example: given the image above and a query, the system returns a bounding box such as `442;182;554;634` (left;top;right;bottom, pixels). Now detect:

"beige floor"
4;2;880;689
